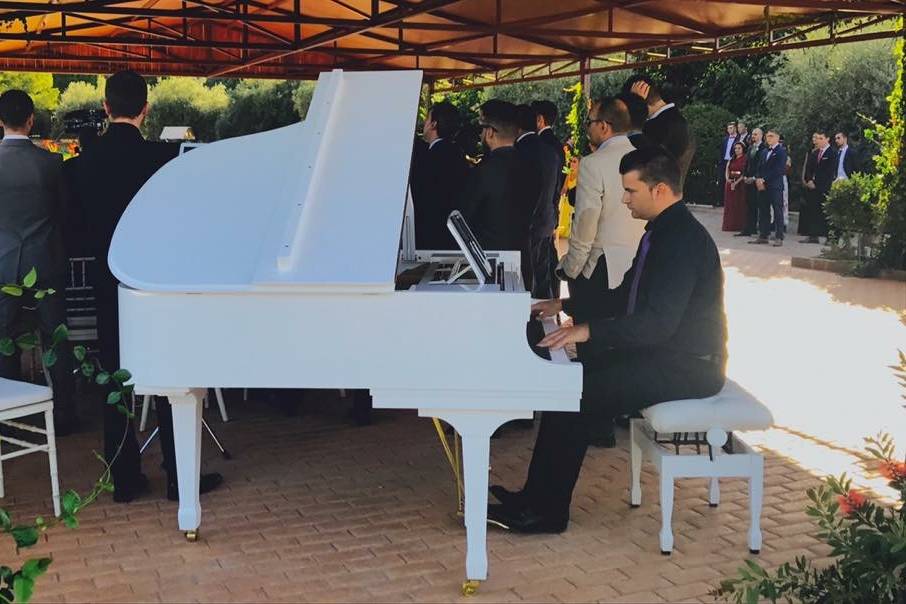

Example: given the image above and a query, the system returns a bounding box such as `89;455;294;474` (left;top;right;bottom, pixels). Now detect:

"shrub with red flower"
880;460;906;482
836;489;869;517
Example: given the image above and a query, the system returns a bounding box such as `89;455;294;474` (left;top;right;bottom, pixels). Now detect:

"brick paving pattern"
0;206;901;603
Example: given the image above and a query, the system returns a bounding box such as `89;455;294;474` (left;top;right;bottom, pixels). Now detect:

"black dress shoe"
113;473;151;503
167;472;224;501
489;485;526;509
487;503;567;534
733;232;752;237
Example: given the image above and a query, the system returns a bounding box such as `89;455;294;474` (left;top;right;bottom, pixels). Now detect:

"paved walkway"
1;206;903;603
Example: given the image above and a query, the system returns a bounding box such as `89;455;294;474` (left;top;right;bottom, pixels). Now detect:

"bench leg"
709;443;720;507
748;455;764;554
45;409;61;518
659;465;675;554
629;419;642;507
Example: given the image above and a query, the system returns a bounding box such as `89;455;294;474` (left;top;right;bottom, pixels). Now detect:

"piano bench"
627;379;774;555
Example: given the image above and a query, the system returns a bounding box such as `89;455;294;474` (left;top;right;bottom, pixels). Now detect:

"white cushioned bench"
629;379;773;554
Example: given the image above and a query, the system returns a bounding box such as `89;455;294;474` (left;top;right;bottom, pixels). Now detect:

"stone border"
791;256;906;282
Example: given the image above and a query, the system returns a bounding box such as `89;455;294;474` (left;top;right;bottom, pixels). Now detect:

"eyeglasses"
478;122;497;132
584;118;610;128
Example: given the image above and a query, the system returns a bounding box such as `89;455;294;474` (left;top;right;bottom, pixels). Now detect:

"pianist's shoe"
489;484;526;509
487;503;567;534
166;472;224;501
113;473;151;503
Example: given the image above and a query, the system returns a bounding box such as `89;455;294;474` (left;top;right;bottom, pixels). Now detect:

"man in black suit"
716;122;738;207
736;121;751;147
70;70;222;503
514;105;560;298
622;75;695;185
410;101;470;250
456;100;532;253
620;92;651;150
532;100;566;297
800;131;836;243
834;131;859;180
0;90;78;434
737;127;765;237
488;147;727;533
750;129;788;246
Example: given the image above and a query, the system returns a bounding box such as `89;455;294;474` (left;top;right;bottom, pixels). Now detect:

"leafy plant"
0;269;132;603
565;81;589;157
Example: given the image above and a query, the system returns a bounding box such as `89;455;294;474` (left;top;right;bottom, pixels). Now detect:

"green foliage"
871;27;906;270
292;81;315;120
682;103;737;205
566;82;589;157
0;73;59;111
430;87;483;157
824;172;883;236
144;78;230;142
51;79;104;138
215;79;299;139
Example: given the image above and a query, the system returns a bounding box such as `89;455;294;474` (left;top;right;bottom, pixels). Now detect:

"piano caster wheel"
185;530;199;542
461;580;480;596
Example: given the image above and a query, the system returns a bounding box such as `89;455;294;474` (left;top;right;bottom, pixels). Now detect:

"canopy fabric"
0;1;902;81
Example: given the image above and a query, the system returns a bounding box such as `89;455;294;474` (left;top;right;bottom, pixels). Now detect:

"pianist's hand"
531;299;562;319
538;324;590;350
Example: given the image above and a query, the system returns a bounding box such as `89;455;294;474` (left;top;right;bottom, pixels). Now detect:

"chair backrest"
64;256;98;343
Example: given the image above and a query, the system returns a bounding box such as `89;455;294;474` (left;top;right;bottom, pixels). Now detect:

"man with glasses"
456;100;533;254
556;97;644;336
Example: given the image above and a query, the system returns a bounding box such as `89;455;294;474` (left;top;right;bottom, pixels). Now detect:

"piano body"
109;69;581;591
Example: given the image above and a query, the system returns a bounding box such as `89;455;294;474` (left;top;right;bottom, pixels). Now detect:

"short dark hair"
105;70;148;119
479;99;518;140
0;90;34;129
617;92;647;131
835;131;849;140
594;96;631;134
428;101;460;139
814;128;828;137
530;100;557;127
622;74;664;104
619;146;681;193
515;104;536;133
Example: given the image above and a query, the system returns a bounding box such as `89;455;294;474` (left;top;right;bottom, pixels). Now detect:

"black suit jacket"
642;106;695;181
813;146;837;193
410;138;470;249
515;133;560;238
456;146;533;251
70;123;179;286
757;145;788;191
537;128;566;219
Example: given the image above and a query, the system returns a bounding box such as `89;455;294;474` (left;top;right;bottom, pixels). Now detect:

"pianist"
489;147;728;533
70;70;223;503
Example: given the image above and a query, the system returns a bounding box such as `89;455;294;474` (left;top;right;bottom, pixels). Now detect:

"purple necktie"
626;231;653;315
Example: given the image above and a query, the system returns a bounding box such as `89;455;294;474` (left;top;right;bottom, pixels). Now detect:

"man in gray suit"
0;90;77;434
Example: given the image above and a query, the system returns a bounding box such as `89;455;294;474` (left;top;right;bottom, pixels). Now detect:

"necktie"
817;148;824;163
626;231;653;315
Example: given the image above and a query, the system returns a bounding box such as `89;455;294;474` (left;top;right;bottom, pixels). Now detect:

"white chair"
0;378;61;517
139;388;228;431
628;379;774;555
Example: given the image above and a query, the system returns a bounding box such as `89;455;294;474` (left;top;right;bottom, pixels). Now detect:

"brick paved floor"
1;206;903;603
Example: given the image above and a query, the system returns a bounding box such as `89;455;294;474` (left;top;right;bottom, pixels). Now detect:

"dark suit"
70;123;180;491
0;138;75;422
410;138;470;250
642;105;695;184
456;146;533;253
515;132;560;298
716;135;737;206
798;148;819;236
741;143;765;235
757;144;788;240
805;145;837;238
537;128;566;298
836;145;859;179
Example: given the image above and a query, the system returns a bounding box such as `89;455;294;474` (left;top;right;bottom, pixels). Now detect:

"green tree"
566;82;589;156
215;79;298;139
0;72;59;111
292;81;315;120
51;79;105;138
430;87;483;157
683;102;737;205
144;77;229;142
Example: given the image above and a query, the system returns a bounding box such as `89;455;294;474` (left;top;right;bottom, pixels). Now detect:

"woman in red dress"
721;142;748;231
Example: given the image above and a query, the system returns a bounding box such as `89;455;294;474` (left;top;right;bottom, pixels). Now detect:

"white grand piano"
108;69;581;593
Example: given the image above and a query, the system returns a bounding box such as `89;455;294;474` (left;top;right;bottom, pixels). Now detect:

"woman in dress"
721;142;748;231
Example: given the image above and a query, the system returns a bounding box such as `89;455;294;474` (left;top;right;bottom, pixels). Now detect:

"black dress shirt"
564;201;727;359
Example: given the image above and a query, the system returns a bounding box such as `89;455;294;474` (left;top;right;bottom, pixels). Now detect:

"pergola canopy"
0;0;902;82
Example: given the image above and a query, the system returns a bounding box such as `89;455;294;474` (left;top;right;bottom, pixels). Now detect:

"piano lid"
109;69;423;294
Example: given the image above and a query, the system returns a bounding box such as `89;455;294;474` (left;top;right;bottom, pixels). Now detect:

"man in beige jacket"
556;96;645;326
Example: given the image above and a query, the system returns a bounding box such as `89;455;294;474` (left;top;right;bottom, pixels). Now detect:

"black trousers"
716;160;728;206
801;190;829;238
565;254;608;323
522;350;725;521
742;185;759;235
96;276;176;489
0;288;76;421
529;236;556;300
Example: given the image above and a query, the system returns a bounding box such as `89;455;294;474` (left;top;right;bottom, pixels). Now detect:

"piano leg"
167;389;204;540
428;410;531;595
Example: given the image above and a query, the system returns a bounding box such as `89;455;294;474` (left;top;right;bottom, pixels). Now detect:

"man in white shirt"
556;96;644;333
834;131;857;180
717;122;738;207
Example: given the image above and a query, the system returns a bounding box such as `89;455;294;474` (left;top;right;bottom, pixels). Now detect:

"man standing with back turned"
71;70;223;503
489;147;727;533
